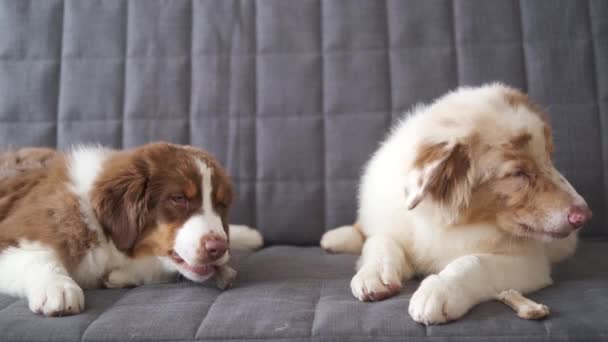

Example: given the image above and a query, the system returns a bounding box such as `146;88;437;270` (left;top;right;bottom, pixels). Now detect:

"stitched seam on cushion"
320;0;327;235
122;116;190;121
309;279;322;338
104;300;218;308
80;288;136;342
542;317;551;337
194;291;224;340
384;0;393;124
120;0;129;148
451;0;459;88
63;117;187;122
0;37;598;62
2;100;602;123
161;110;392;119
517;0;529;92
253;0;259;231
0;55;196;60
55;0;65;148
0;298;21;314
187;0;193;145
586;0;608;235
318;0;329;234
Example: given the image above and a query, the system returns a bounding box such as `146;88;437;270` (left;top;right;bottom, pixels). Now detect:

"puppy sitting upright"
321;84;592;325
0;142;262;316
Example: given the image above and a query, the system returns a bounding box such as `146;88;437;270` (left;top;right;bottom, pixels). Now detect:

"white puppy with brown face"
321;84;592;325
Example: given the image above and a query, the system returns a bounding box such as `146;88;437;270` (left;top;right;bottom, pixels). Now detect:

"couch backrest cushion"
1;0;606;244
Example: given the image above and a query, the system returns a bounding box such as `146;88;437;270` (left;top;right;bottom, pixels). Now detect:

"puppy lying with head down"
321;84;592;325
0;142;263;316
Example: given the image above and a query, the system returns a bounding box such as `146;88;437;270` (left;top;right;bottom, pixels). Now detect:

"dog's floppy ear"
406;141;472;210
91;164;149;253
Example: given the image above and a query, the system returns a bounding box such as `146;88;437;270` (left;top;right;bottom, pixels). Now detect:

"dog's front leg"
103;258;175;288
408;253;552;325
0;244;85;316
350;235;414;301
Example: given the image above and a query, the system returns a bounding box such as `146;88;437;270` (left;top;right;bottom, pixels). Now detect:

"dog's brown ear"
212;169;234;237
91;164;149;253
406;141;472;210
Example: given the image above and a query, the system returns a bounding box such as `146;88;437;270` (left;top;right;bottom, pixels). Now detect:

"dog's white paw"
229;225;264;250
320;225;364;254
103;269;137;289
27;276;85;316
518;302;550;320
408;275;470;325
350;265;401;302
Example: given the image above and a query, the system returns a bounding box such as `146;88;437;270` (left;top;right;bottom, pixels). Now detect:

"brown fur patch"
416;143;471;203
509;133;532;150
0;153;99;272
414;142;449;169
0;239;17;251
0;147;58;181
503;87;555;158
91;151;153;253
132;222;181;259
459;145;572;238
184;182;197;199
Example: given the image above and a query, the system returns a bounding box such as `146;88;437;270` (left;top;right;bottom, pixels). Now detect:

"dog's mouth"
170;250;215;277
518;223;571;240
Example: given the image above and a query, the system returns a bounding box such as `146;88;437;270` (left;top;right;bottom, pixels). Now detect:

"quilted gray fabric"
0;242;607;342
0;0;607;244
1;2;608;340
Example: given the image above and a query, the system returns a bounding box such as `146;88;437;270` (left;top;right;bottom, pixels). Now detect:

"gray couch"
1;1;607;341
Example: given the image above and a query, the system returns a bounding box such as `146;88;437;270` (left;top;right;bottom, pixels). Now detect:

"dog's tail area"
320;223;365;255
229;225;264;251
0;147;58;181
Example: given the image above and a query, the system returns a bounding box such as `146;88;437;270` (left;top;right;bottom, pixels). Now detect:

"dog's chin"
170;251;216;282
513;223;573;242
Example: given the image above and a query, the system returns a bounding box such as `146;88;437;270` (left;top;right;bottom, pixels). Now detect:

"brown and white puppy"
321;84;592;325
0;142;263;316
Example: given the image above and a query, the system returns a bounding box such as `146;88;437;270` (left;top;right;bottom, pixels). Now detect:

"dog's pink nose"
201;235;228;261
568;205;592;228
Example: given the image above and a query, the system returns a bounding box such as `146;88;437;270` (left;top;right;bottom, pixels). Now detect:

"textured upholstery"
1;243;608;342
1;1;608;341
0;0;607;244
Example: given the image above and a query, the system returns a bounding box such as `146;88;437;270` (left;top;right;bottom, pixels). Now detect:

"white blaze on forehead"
198;160;216;216
196;159;226;238
172;159;226;266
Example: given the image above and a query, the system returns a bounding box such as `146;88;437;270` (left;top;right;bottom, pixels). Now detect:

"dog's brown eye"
170;194;189;206
513;170;528;179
